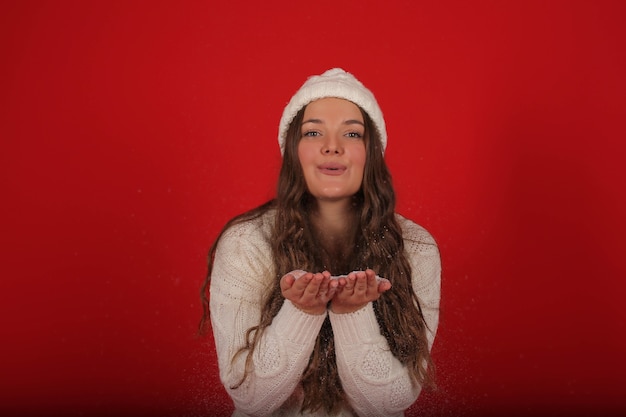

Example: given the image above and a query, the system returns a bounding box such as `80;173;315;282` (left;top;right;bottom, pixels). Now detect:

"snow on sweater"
209;209;441;417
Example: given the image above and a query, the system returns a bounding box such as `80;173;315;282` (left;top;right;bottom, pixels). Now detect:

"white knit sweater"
209;209;441;417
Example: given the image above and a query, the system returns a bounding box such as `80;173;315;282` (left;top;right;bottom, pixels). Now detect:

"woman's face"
298;97;366;203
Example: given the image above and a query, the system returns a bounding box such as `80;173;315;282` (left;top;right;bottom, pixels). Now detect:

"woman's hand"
330;269;391;314
280;270;338;315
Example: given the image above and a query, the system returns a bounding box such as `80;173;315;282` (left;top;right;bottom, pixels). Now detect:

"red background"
1;1;625;416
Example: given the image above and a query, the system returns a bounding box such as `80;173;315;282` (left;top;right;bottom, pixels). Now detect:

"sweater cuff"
328;302;382;345
272;300;328;345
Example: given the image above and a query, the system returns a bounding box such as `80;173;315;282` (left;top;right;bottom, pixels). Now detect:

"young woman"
200;68;441;416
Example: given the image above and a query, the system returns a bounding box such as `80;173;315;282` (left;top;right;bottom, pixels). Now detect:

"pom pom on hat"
278;68;387;155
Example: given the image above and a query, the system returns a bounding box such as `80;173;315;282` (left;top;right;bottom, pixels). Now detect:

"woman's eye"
346;132;363;139
303;131;320;137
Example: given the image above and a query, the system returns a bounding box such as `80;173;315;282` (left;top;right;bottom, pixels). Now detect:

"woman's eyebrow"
301;119;364;126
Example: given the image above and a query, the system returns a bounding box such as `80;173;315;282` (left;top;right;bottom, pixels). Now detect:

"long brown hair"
199;105;435;414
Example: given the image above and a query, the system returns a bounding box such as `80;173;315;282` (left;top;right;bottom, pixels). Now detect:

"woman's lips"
318;163;347;176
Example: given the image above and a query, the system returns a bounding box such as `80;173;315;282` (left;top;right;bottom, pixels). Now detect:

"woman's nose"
321;135;343;155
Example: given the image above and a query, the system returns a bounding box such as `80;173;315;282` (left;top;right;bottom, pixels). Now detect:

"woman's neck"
309;199;357;265
310;199;353;236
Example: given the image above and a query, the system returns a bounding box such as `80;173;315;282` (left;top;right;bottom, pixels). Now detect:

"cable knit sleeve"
400;216;441;350
328;215;441;417
209;214;328;416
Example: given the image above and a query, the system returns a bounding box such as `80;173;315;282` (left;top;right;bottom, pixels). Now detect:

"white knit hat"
278;68;387;155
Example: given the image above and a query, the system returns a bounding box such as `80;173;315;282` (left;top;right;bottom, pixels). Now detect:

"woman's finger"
353;272;367;293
